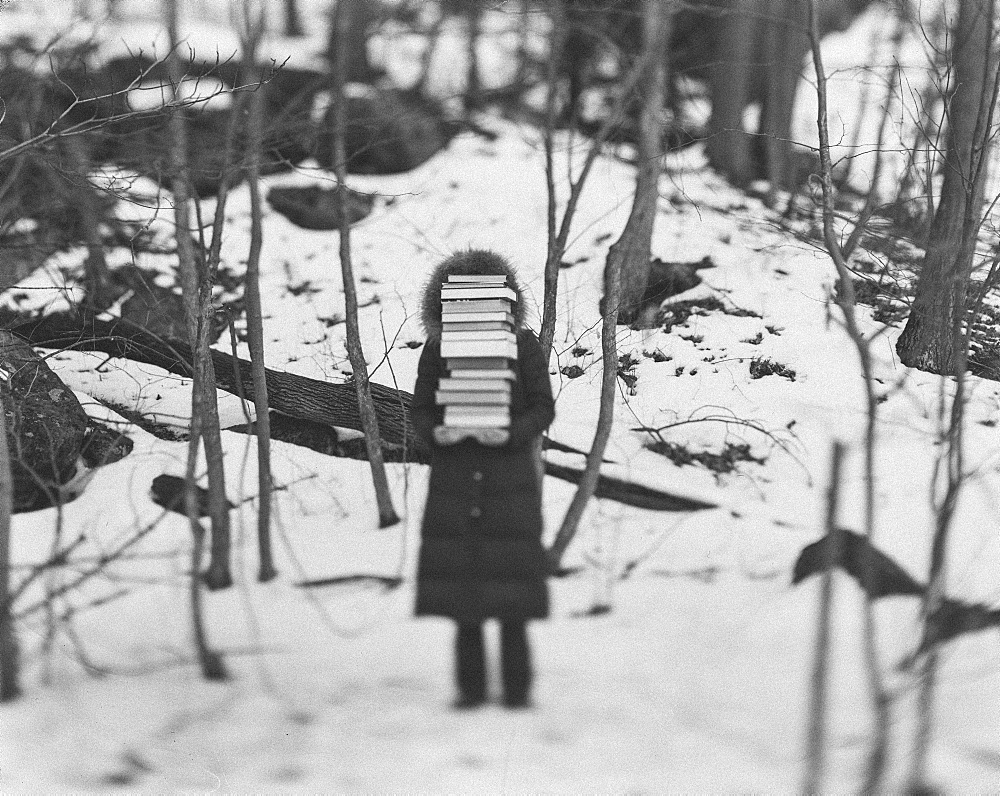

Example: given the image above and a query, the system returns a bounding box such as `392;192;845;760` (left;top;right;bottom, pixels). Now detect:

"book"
439;320;514;333
437;377;513;391
445;358;514;371
444;406;510;427
442;414;510;429
445;403;510;415
446;274;508;284
440;331;517;343
441;299;513;314
440;285;517;302
442;369;516;382
439;311;514;324
435;390;511;405
440;340;518;359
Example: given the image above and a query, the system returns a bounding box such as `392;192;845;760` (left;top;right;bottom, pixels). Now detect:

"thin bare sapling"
909;4;1000;781
546;0;666;573
806;0;891;787
332;0;399;528
165;0;230;679
235;0;277;581
540;0;659;357
0;374;18;701
803;440;845;794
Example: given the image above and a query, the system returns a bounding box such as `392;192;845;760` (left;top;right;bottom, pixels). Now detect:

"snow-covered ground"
1;1;998;792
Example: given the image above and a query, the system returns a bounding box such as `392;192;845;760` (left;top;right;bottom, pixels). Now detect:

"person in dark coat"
411;249;556;709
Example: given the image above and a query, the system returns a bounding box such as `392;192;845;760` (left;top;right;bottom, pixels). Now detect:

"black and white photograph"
0;0;997;791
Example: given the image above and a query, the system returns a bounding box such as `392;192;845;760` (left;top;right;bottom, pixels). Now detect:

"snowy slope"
0;1;998;793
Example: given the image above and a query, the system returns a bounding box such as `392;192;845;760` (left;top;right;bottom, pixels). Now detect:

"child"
411;249;555;709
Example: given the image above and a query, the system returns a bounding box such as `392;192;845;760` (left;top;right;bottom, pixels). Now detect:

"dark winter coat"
412;250;555;622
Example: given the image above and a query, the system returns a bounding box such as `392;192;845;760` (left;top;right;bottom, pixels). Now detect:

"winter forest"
0;0;998;791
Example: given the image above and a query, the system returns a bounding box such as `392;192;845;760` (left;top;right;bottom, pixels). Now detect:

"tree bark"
165;0;230;681
548;213;621;571
0;376;20;702
465;0;483;111
63;136;112;306
705;0;763;187
540;0;655;355
605;0;671;327
333;0;400;528
803;441;844;794
166;0;233;592
240;8;277;582
283;0;304;36
805;5;891;785
328;0;379;82
896;0;999;374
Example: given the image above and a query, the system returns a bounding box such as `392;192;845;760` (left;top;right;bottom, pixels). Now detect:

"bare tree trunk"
0;378;19;702
910;138;981;796
465;0;483;111
540;1;654;356
239;3;277;582
705;0;762;187
333;0;399;528
189;518;227;680
64;137;112;306
514;0;532;87
895;8;948;243
164;0;230;680
283;0;304;36
540;0;567;359
909;276;978;787
547;218;621;571
328;0;379;82
896;0;1000;374
759;0;810;197
803;440;844;793
416;7;447;94
166;0;233;592
805;3;890;787
604;0;671;328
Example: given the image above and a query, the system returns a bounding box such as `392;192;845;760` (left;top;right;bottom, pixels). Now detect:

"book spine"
442;416;510;429
446;275;508;283
435;390;511;404
438;379;512;390
440;340;519;359
439;323;513;334
440;331;517;343
441;300;513;314
444;360;515;372
440;312;514;324
444;408;510;426
440;286;517;301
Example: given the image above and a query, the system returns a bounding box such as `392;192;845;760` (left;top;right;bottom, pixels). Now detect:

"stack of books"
435;274;517;429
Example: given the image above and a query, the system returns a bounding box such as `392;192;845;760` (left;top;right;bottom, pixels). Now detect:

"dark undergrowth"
646;439;766;476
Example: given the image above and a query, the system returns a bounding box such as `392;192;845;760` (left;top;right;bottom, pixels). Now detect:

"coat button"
472;471;483;482
470;506;481;518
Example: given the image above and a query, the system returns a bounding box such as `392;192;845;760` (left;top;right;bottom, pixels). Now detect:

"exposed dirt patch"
749;357;796;381
646;439;766;476
658;295;760;333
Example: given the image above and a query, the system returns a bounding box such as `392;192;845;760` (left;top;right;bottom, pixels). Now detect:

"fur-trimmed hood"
419;249;528;339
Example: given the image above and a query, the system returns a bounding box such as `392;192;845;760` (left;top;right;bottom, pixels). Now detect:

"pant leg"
500;620;532;705
455;622;486;701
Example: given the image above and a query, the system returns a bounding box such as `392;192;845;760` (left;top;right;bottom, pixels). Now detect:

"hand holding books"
433;426;510;446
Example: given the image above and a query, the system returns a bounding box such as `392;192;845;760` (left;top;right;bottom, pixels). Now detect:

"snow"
1;1;999;792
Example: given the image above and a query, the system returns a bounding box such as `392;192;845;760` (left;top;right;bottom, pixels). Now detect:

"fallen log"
15;314;716;513
0;330;90;511
542;462;716;512
14;313;416;449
